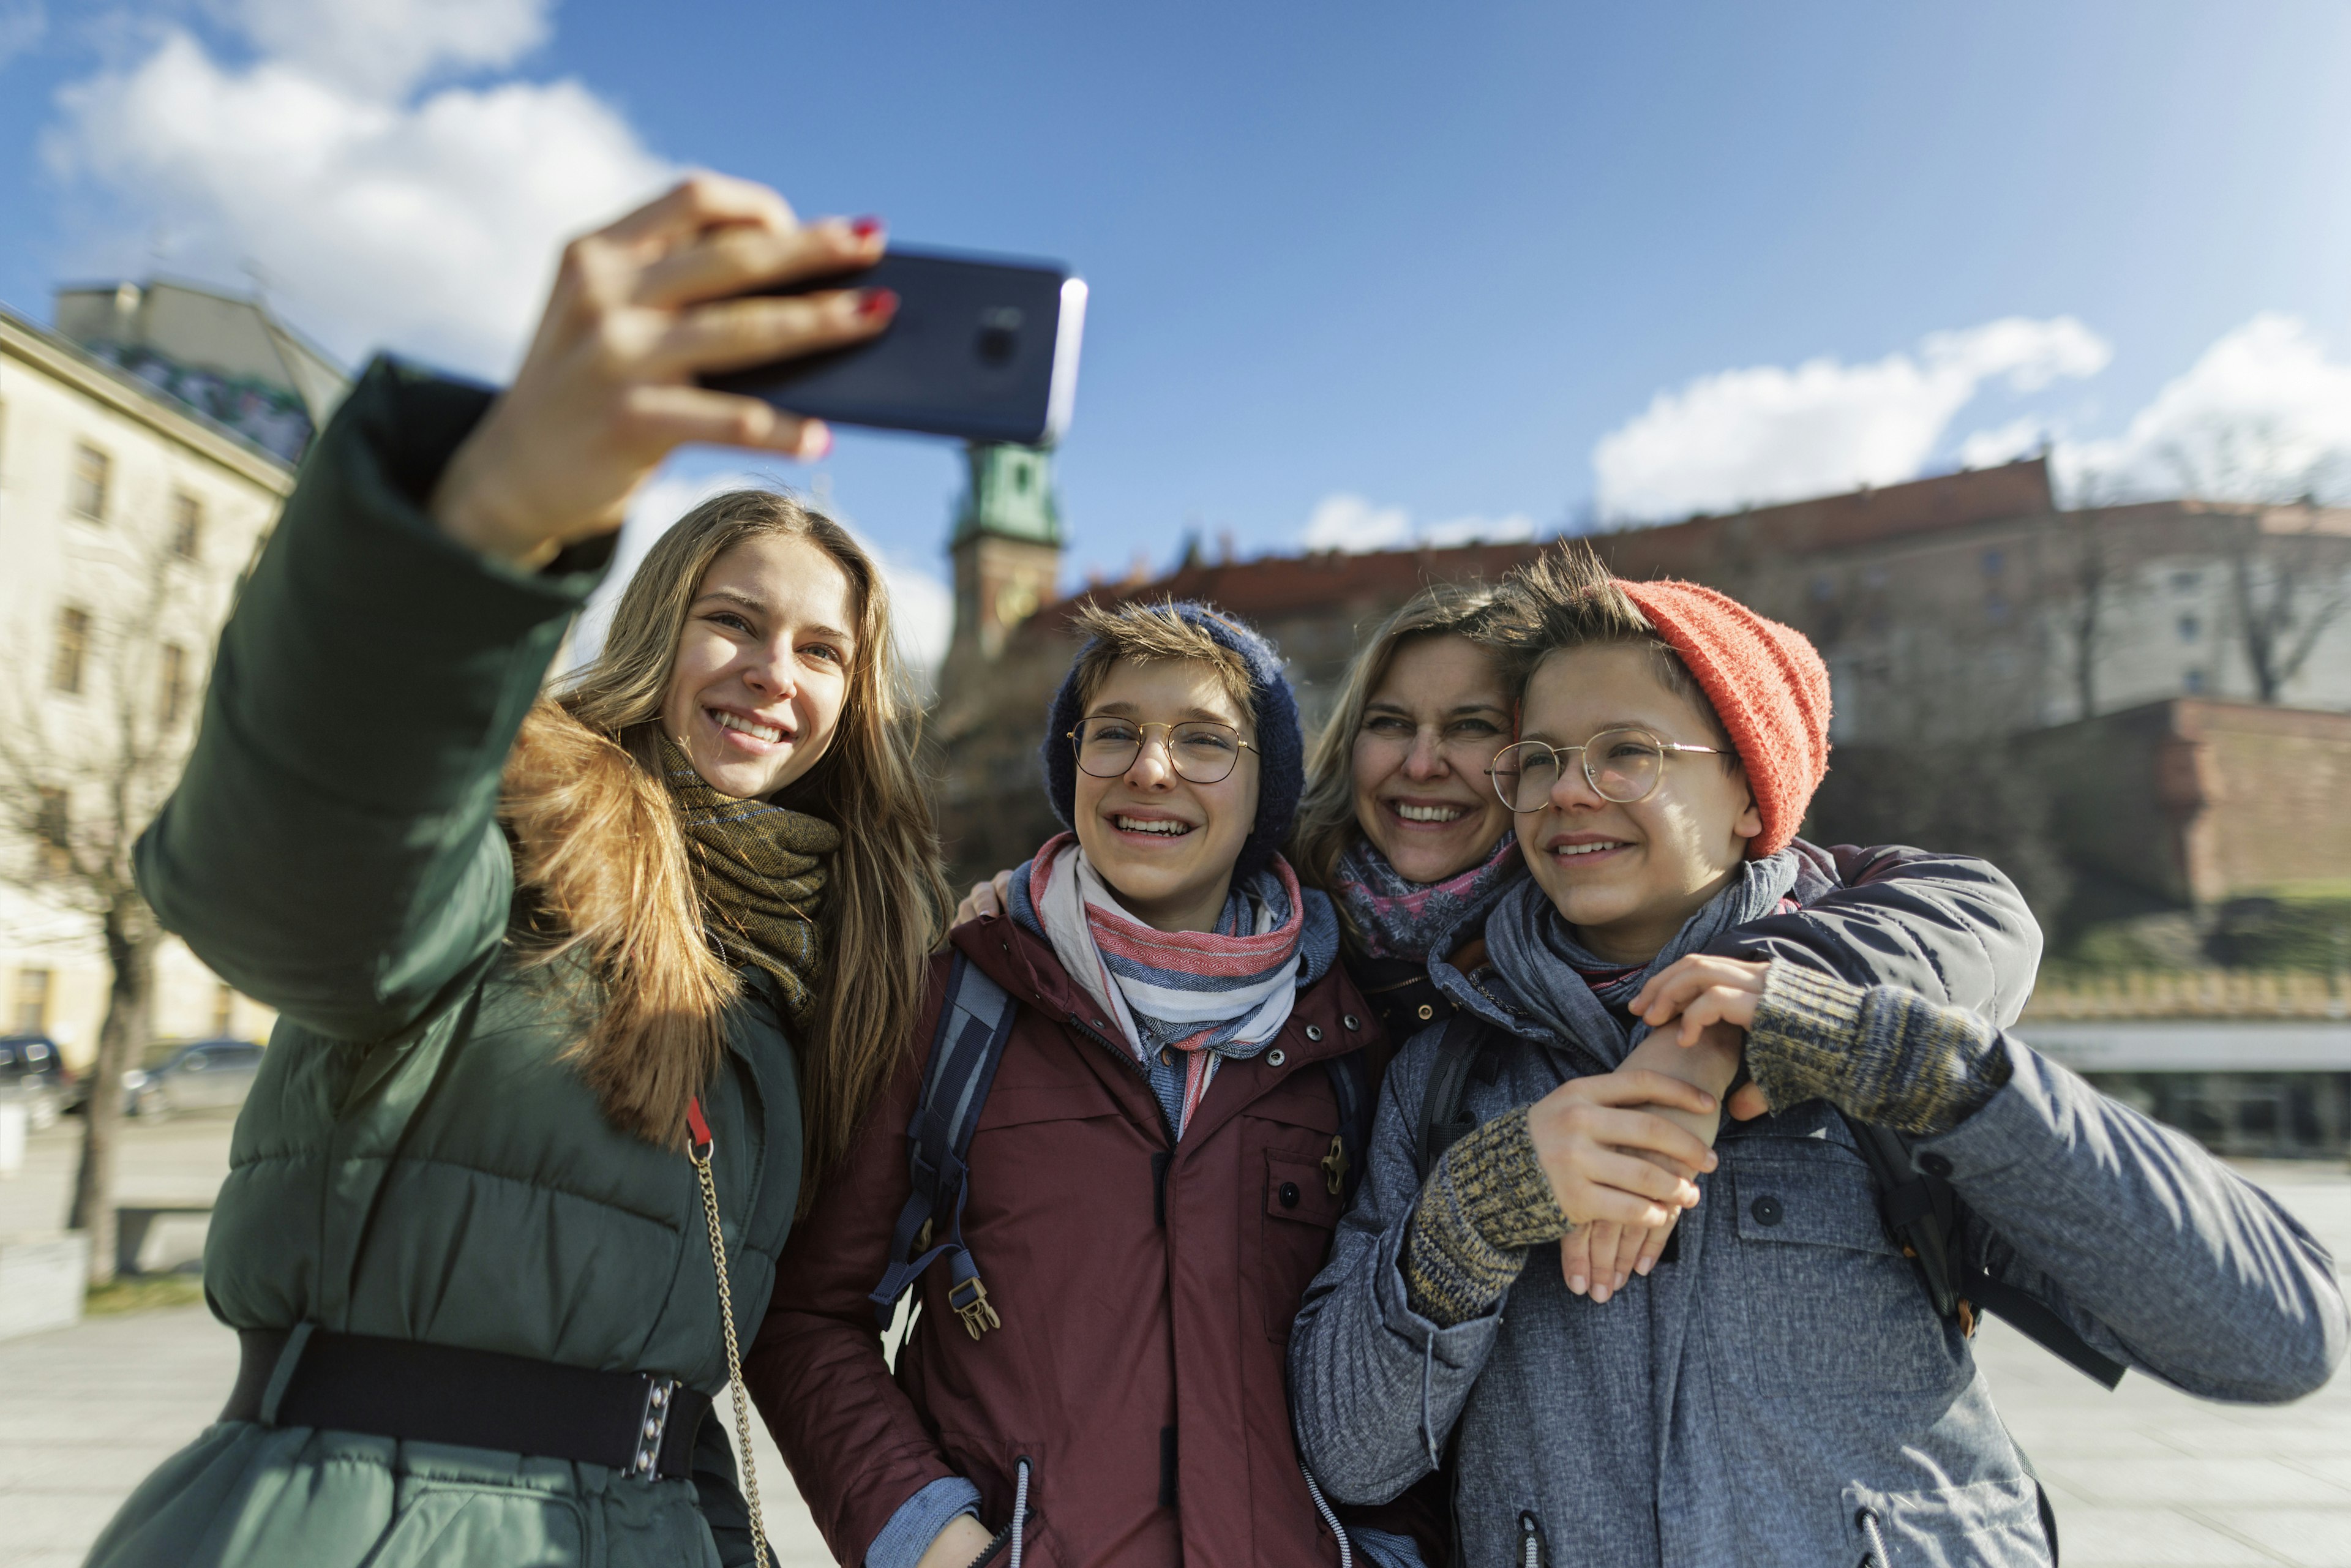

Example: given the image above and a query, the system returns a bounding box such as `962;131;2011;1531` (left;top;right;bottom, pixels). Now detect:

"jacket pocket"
357;1480;587;1568
1260;1147;1346;1342
1719;1147;1967;1397
1845;1477;2051;1567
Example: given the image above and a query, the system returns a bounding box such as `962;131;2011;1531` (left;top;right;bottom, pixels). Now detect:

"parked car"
130;1038;266;1119
0;1033;67;1130
62;1037;266;1119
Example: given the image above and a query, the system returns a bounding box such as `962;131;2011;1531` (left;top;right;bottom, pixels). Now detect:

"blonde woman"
86;176;946;1568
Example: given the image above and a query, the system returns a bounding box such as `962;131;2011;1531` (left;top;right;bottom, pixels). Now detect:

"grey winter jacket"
1289;851;2347;1567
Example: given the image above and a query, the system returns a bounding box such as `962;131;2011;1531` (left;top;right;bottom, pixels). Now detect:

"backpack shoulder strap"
1321;1050;1373;1208
1840;1110;2125;1390
1412;1013;1493;1181
867;950;1019;1339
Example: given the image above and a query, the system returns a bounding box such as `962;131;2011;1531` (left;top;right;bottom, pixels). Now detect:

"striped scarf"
1017;832;1330;1138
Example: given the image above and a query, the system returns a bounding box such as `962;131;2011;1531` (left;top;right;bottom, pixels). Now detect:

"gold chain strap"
691;1131;771;1568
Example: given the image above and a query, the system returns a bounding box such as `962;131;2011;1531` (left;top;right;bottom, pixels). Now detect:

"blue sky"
7;0;2351;651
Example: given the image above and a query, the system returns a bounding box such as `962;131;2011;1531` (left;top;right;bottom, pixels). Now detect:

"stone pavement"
5;1120;2351;1566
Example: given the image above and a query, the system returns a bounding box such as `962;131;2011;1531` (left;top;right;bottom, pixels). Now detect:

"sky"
6;0;2351;672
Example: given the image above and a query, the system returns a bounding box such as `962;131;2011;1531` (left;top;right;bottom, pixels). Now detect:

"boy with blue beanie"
756;599;1431;1568
1288;547;2345;1567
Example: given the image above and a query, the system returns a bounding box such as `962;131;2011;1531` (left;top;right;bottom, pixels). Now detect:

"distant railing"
2023;968;2351;1021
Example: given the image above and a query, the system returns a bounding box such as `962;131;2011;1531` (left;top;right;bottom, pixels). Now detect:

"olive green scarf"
661;737;839;1031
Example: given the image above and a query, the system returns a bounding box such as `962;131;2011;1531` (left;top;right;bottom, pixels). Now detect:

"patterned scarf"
1482;850;1801;1069
1329;831;1524;962
1014;832;1338;1138
661;738;839;1032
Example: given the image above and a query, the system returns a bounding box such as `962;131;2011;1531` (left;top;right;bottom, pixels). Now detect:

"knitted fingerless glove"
1403;1105;1570;1327
1745;963;2013;1136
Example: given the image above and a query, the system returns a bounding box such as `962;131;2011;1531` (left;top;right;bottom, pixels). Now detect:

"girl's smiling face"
660;533;857;799
1072;656;1261;934
1513;642;1761;964
1349;632;1515;883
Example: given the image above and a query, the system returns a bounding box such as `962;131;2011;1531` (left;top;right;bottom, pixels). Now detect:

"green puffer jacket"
86;359;803;1568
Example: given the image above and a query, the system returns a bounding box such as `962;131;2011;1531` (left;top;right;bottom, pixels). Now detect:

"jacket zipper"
1519;1510;1548;1568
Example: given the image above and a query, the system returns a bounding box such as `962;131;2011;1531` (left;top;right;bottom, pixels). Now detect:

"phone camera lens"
975;306;1023;367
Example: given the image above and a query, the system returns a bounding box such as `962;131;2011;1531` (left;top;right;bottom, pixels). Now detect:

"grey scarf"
1483;850;1801;1069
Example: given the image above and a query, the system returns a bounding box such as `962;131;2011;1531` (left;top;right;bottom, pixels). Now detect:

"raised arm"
135;363;597;1041
136;175;894;1042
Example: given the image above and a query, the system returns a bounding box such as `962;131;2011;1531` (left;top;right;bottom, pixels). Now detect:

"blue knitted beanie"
1041;601;1303;881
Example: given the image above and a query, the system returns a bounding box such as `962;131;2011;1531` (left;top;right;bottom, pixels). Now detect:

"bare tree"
2161;421;2351;704
0;522;208;1285
2050;469;2128;722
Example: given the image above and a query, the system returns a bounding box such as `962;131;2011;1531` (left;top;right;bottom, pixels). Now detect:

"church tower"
948;441;1065;662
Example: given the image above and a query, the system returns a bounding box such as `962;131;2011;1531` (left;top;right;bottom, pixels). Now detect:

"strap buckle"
631;1375;680;1477
948;1274;1002;1340
1321;1134;1348;1198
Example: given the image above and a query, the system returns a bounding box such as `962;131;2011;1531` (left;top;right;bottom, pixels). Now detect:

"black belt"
224;1327;711;1480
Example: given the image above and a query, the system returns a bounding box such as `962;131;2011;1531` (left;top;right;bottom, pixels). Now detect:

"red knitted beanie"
1615;579;1832;858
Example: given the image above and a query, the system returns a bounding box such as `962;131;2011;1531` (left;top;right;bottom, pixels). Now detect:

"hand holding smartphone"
704;246;1087;446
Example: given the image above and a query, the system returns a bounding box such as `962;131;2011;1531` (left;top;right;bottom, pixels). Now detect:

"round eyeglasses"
1070;716;1257;784
1487;728;1728;813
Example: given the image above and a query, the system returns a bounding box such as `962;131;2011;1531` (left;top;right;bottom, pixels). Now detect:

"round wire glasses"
1069;716;1257;784
1487;727;1728;813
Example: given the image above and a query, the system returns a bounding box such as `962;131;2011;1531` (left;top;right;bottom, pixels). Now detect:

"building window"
50;607;90;694
12;968;51;1033
35;787;69;877
2184;667;2210;694
1982;548;2006;576
159;642;189;727
69;443;110;522
1810;574;1837;601
212;982;235;1037
2178;614;2201;642
170;492;204;560
2172;570;2202;594
1986;592;2011;626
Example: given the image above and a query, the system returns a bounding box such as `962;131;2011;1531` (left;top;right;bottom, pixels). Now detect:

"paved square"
5;1124;2349;1566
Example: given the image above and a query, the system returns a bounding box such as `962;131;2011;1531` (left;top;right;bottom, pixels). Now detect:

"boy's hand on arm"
1582;1021;1747;1297
1739;961;2013;1135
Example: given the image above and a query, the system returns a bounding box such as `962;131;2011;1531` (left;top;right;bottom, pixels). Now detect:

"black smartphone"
704;246;1087;446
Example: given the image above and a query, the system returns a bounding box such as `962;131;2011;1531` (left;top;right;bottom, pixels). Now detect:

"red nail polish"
857;287;899;318
850;216;884;240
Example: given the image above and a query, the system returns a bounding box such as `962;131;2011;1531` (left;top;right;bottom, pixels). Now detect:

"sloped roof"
1037;456;2057;632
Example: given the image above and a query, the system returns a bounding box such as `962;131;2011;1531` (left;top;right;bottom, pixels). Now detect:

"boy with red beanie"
1289;546;2345;1567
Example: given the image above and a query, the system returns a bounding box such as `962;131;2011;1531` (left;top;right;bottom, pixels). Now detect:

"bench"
116;1204;214;1277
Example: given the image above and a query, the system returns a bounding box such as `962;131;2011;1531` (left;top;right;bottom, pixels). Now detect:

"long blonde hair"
1291;581;1508;897
501;490;948;1195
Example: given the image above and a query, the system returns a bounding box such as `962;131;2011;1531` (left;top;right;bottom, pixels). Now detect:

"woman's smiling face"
1350;633;1515;883
659;533;857;800
1072;656;1260;934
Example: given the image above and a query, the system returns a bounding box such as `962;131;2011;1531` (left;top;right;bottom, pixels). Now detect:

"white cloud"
1955;417;2049;471
2057;313;2351;503
228;0;550;97
0;1;45;73
43;0;670;375
1302;493;1411;552
1591;317;2110;521
571;467;953;684
1300;493;1539;553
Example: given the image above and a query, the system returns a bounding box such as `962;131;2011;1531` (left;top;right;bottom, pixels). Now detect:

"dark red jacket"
749;909;1384;1568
